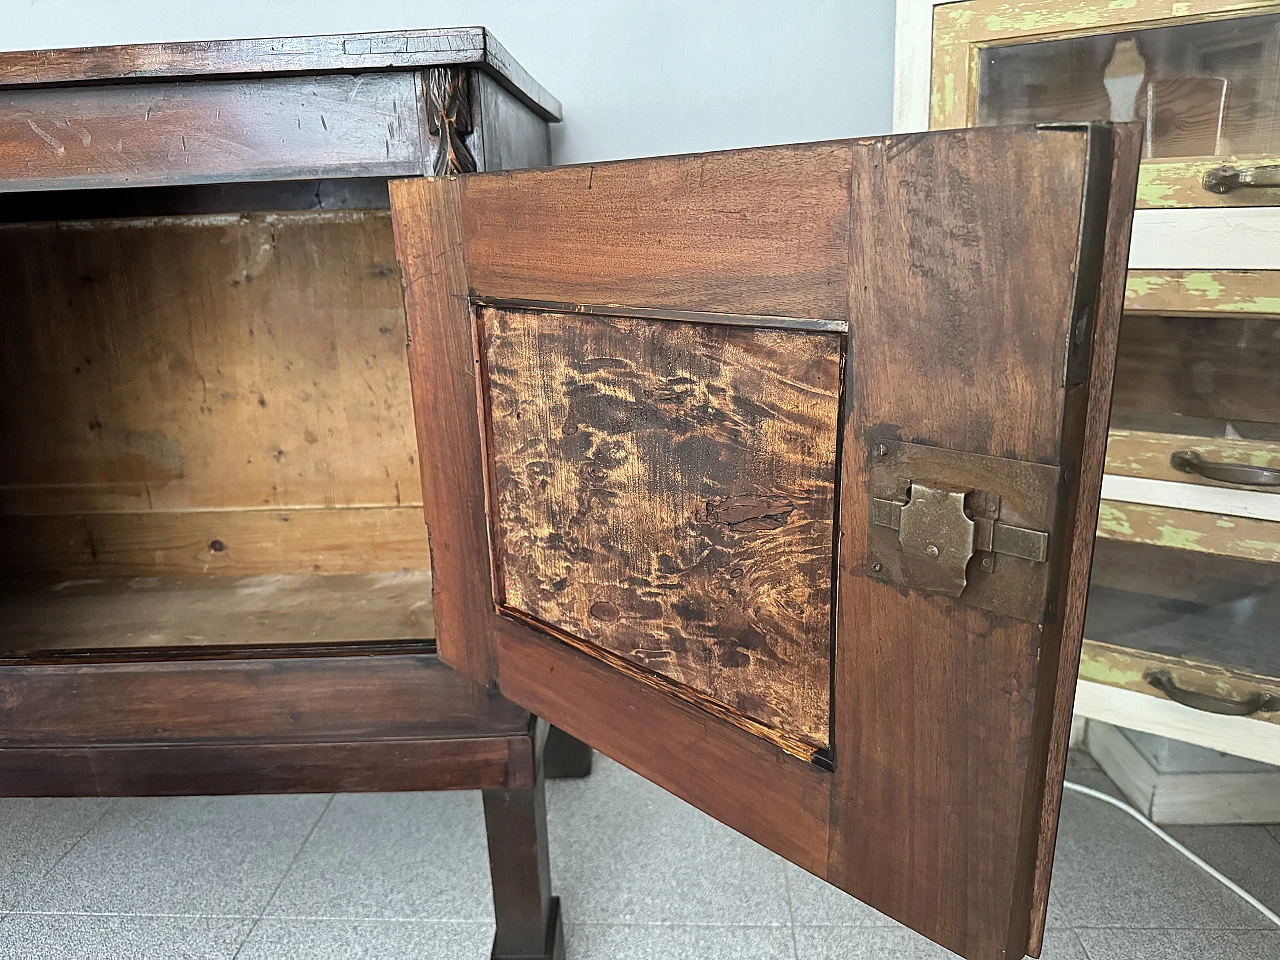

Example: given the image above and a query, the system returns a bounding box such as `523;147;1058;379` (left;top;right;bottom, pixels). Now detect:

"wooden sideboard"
0;24;1153;960
0;28;584;960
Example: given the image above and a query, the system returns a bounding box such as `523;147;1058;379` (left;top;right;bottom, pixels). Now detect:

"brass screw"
871;561;883;573
926;544;939;558
981;556;994;572
875;443;888;457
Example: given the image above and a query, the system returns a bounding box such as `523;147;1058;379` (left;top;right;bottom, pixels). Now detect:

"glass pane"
979;14;1280;157
1086;541;1280;682
1084;304;1280;684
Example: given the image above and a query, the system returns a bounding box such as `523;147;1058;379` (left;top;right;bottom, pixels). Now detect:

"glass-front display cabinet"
896;0;1280;764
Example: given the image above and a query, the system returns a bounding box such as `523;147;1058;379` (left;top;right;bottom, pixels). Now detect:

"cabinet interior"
0;180;435;658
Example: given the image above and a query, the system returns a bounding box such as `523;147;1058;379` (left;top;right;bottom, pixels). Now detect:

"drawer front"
0;72;426;192
931;0;1280;731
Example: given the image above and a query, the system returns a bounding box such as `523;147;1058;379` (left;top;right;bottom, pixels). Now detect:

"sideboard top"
0;26;561;122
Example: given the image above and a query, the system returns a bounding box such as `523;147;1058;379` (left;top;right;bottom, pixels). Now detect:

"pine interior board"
0;209;422;516
0;506;431;579
481;305;841;754
0;570;433;655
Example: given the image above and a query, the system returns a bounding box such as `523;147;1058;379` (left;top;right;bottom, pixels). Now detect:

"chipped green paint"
1136;163;1190;207
1108;0;1138;7
943;72;958;116
1238;538;1280;560
1124;274;1168;298
1155;524;1204;550
1235;296;1280;314
1097;503;1134;536
1182;271;1226;300
1078;649;1145;686
1215;518;1237;529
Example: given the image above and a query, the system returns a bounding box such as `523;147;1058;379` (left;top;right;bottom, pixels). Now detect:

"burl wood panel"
482;307;841;755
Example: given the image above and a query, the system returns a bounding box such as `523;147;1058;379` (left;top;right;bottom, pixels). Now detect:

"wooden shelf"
0;570;433;656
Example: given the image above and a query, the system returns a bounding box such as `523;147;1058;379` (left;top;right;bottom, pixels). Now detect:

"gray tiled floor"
2;750;1278;959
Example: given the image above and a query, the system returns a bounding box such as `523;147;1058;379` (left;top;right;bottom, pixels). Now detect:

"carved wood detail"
426;66;478;176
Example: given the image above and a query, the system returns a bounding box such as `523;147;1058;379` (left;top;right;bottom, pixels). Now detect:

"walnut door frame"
390;124;1141;960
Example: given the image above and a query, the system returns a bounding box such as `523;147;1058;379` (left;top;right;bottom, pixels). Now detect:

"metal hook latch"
871;483;1048;598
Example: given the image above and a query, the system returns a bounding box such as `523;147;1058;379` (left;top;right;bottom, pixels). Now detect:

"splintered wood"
481;306;841;753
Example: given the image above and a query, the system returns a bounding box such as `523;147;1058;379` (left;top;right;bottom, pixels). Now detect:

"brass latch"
866;440;1062;623
871;484;1048;598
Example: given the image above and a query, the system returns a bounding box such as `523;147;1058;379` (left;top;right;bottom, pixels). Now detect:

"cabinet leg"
483;763;564;960
542;725;593;780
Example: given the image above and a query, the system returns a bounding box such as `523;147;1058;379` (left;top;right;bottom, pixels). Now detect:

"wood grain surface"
392;124;1140;960
0;736;527;797
0;28;561;123
458;142;855;319
828;124;1132;960
0;74;425;192
1028;122;1143;954
482;306;841;754
0;211;418;515
390;175;501;682
0;651;527;745
0;570;433;655
0;506;429;578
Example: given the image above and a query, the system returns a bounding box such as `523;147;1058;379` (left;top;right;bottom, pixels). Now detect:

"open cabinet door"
390;123;1140;960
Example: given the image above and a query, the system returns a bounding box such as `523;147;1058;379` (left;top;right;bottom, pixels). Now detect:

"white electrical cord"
1063;780;1280;928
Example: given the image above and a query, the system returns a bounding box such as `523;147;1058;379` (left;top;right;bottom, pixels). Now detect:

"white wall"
0;0;896;165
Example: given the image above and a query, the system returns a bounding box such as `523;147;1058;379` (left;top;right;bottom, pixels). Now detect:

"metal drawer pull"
1170;450;1280;486
1202;163;1280;194
1146;670;1280;716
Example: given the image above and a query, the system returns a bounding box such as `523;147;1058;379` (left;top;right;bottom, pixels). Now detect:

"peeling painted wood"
1095;499;1280;562
1105;429;1280;487
1124;270;1280;315
1079;638;1280;723
481;306;841;754
1137;156;1280;209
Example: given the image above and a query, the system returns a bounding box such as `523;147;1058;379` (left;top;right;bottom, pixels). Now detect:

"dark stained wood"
493;615;833;876
1112;314;1280;425
471;72;553;173
542;725;593;780
1028;122;1142;954
0;571;433;655
0;652;527;745
0;28;561;122
458;143;855;319
390;175;500;683
482;306;841;755
391;124;1139;960
829;124;1131;960
0;736;527;796
484;763;562;960
0;73;424;192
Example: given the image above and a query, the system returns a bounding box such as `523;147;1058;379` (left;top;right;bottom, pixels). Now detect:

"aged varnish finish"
0;29;572;960
392;124;1142;960
482;306;841;756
